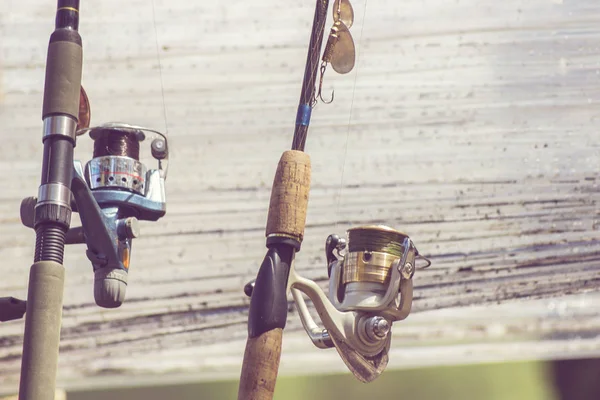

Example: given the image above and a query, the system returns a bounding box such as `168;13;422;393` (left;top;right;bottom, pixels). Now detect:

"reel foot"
0;297;26;322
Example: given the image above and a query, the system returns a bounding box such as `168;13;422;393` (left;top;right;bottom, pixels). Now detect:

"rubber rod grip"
42;39;82;119
18;261;65;400
237;328;283;400
265;150;311;243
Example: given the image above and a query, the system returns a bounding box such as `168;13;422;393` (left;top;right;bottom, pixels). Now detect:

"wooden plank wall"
0;0;599;393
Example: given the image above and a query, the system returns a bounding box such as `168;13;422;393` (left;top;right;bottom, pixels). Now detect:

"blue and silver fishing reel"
20;122;169;308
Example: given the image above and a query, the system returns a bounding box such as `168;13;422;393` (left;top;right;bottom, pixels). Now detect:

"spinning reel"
285;225;427;382
18;90;169;310
291;225;426;382
72;122;168;307
245;225;427;382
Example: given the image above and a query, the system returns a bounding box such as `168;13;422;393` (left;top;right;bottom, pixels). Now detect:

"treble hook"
317;62;335;104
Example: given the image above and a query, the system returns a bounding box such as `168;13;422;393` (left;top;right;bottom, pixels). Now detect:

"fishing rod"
0;1;169;398
240;0;430;394
237;1;332;398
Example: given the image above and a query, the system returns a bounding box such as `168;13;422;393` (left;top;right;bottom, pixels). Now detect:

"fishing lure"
317;0;357;103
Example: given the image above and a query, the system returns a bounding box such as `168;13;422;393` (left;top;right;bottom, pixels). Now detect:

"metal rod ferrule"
36;183;72;208
43;115;77;142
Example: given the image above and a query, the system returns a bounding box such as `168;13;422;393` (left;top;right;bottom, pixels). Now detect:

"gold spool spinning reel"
288;225;429;382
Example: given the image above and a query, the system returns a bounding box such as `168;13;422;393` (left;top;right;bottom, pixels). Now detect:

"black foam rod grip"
42;22;82;119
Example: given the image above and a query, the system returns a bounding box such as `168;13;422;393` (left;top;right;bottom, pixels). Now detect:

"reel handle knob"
94;267;128;308
244;279;255;297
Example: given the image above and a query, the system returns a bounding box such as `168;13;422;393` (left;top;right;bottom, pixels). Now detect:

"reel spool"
288;225;426;382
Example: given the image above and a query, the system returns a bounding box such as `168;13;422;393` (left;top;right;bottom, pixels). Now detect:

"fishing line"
93;131;141;159
151;0;169;135
347;227;405;257
334;0;369;232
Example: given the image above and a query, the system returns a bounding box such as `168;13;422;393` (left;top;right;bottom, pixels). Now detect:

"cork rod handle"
266;150;311;242
238;329;283;400
238;151;311;400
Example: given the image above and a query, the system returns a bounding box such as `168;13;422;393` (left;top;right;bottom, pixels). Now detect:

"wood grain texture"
1;0;600;394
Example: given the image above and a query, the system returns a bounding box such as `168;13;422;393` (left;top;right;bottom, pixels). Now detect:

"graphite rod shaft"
292;0;330;151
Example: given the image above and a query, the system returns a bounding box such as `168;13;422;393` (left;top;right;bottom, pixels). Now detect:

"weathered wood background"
1;0;600;394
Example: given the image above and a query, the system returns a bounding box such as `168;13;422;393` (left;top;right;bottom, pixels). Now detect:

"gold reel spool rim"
346;224;409;238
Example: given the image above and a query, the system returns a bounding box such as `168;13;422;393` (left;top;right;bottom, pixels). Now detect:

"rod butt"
18;261;65;400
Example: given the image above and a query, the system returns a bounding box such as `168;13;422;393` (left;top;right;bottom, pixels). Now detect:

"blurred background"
1;0;599;398
49;358;600;399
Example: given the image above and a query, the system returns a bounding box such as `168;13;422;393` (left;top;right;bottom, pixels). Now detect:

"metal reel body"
73;123;168;307
289;226;420;382
75;123;168;270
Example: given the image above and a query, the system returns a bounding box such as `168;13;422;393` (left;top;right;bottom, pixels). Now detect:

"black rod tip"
56;0;80;30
